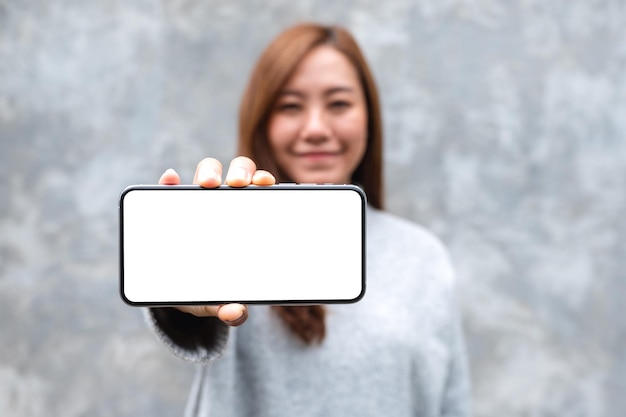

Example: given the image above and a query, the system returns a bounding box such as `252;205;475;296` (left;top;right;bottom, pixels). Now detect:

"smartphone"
119;184;366;306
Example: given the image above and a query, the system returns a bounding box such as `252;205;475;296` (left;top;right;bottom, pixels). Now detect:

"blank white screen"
120;185;365;304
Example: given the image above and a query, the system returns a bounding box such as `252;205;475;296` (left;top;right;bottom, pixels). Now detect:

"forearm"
145;307;230;363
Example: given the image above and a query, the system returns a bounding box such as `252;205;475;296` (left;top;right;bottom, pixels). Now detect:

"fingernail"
227;167;249;183
199;166;220;182
165;168;177;175
224;306;246;324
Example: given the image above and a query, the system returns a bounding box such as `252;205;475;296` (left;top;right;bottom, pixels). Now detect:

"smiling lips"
296;151;341;162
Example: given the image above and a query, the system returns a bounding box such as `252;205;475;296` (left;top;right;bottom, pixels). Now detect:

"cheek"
338;112;368;149
266;117;285;155
267;116;296;152
345;113;368;169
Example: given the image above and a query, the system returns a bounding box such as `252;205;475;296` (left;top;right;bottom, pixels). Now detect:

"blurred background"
1;1;624;416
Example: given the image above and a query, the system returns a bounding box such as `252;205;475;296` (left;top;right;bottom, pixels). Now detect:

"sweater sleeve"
144;307;230;363
425;227;473;417
441;297;473;417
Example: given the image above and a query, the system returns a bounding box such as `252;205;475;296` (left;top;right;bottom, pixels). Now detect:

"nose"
301;108;330;143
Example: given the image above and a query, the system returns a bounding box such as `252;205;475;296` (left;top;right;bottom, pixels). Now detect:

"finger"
175;305;219;317
217;304;248;326
251;170;276;186
158;168;181;185
174;303;248;326
225;156;256;187
193;158;223;188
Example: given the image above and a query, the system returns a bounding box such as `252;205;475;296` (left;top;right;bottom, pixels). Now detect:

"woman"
148;22;471;416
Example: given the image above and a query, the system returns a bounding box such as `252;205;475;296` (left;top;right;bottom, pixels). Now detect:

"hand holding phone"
154;159;268;325
119;158;366;309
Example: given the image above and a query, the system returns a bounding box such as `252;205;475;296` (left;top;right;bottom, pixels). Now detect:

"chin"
297;176;346;184
289;169;350;185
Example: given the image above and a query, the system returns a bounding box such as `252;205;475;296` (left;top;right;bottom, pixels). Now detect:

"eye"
329;100;351;111
276;102;302;113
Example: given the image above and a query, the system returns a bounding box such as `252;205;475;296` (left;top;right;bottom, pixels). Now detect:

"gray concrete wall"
1;1;624;416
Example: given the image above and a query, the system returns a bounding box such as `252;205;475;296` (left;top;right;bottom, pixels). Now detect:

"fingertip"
218;304;248;326
159;168;180;185
252;170;276;186
225;167;251;187
194;158;223;188
225;156;256;187
198;176;222;188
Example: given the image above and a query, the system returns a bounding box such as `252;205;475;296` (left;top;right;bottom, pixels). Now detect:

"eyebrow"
279;86;356;98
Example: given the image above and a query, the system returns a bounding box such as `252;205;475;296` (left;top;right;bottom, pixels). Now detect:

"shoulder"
366;207;456;285
367;207;448;253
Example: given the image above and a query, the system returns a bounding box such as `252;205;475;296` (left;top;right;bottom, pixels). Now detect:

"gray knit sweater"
146;207;472;417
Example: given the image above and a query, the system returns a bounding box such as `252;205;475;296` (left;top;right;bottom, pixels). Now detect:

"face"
267;45;368;184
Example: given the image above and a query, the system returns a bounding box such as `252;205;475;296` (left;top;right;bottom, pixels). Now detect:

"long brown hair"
238;23;384;344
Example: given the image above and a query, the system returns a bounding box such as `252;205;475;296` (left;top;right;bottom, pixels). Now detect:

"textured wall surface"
1;1;624;416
